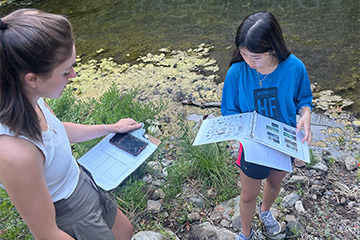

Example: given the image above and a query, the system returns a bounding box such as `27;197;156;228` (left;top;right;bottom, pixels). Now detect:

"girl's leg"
260;169;287;212
111;208;133;240
239;169;262;237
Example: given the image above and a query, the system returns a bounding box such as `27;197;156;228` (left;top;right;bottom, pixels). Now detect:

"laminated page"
240;139;293;172
252;113;310;162
78;127;158;191
192;112;254;146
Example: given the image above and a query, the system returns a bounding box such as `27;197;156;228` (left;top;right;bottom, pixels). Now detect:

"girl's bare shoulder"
0;135;43;169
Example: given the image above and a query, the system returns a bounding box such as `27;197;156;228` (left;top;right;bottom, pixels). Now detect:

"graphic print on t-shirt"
254;87;279;121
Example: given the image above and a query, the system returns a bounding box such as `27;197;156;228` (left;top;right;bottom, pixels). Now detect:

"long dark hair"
0;9;74;142
229;12;290;66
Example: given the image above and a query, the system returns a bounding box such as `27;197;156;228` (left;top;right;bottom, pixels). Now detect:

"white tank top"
0;98;79;202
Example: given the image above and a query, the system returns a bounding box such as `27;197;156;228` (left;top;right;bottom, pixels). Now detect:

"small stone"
281;192;301;208
311;162;329;172
147;200;162;213
295;200;306;214
188;212;201;221
345;155;358;171
220;219;231;228
287;176;306;184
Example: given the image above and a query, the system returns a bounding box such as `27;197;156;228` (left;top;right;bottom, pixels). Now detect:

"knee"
123;217;133;236
127;220;134;234
240;192;258;203
266;178;283;190
112;209;134;239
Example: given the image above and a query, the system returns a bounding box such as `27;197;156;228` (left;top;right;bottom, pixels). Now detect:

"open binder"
193;112;310;171
78;124;160;191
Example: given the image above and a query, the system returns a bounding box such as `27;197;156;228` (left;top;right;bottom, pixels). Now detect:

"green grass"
47;82;167;159
111;178;148;220
0;189;32;239
163;117;241;204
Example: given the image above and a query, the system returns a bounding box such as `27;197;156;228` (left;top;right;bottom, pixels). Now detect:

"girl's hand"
108;118;142;133
296;107;312;144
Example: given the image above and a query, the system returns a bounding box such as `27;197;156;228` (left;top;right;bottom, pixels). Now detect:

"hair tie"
0;18;7;30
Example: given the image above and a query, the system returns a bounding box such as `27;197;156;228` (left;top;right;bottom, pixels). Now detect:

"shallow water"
1;0;359;113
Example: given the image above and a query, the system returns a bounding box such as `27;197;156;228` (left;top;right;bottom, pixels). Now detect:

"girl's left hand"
296;107;312;144
109;118;142;133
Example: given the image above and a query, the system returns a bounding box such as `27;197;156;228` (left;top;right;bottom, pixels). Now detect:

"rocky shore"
70;44;360;240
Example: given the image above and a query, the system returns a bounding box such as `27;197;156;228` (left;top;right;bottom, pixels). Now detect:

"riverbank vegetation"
1;45;359;239
0;82;239;239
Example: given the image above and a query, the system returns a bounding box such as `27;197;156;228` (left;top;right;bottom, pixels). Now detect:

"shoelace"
261;212;277;227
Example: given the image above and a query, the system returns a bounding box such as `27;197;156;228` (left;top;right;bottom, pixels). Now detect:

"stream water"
1;0;359;113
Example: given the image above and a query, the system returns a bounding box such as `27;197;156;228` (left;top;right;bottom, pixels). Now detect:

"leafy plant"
328;157;336;170
164;117;240;203
295;182;304;196
336;136;346;147
290;225;302;238
306;149;319;167
88;83;167;126
274;197;285;212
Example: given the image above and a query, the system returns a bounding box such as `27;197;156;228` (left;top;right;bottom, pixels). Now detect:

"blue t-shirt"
221;54;313;127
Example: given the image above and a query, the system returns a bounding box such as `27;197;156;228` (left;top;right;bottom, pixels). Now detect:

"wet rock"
158;47;171;53
69;43;223;138
313;90;354;113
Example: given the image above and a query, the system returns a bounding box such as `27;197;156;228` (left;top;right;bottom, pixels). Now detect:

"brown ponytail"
0;9;74;142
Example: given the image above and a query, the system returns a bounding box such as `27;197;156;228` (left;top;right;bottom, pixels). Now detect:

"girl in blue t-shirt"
221;12;312;240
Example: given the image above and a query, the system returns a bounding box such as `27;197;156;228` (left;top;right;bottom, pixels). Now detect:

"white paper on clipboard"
78;126;159;191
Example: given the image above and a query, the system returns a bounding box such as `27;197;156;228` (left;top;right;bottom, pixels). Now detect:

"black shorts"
235;142;291;180
54;167;117;240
